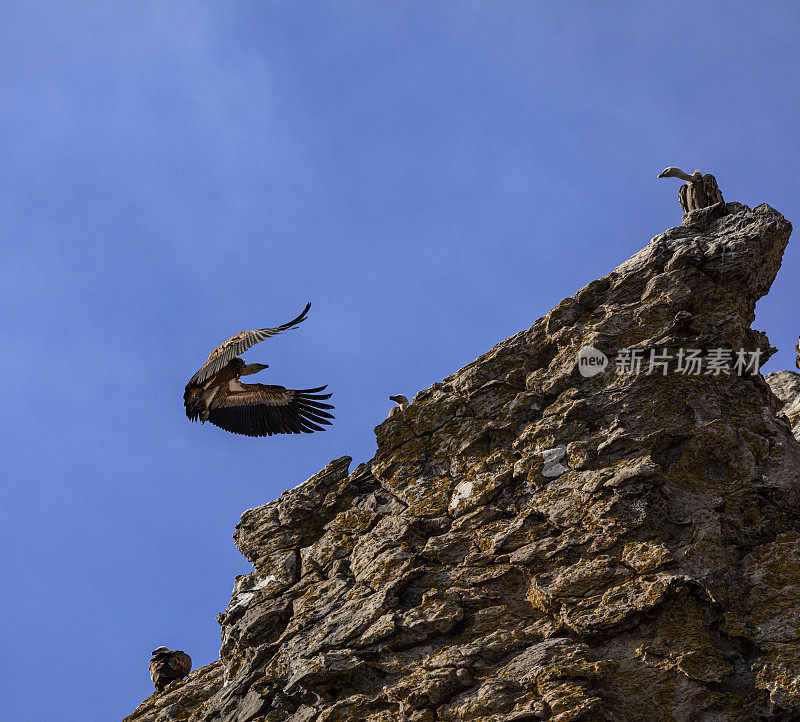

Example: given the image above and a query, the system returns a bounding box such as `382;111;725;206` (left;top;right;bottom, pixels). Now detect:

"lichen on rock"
126;202;800;721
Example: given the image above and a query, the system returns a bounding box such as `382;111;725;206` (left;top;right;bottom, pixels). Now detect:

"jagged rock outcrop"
766;371;800;441
126;202;800;721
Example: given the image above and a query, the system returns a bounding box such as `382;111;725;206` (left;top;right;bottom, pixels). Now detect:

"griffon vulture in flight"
149;647;192;692
183;303;334;437
658;166;724;212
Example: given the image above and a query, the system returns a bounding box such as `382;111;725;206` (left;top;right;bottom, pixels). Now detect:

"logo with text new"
576;346;609;377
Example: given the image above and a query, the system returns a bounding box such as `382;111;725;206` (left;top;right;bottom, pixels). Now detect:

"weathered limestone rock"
766;370;800;440
123;662;224;722
126;202;800;721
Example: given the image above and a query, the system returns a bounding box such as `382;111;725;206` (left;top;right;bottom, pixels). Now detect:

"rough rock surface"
126;202;800;721
766;371;800;441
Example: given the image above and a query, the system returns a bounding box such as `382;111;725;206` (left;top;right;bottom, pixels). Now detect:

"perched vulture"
387;394;409;419
658;166;724;212
183;303;334;437
149;647;192;692
795;336;800;371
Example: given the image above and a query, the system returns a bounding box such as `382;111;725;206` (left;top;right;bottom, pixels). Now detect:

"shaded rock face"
126;202;800;721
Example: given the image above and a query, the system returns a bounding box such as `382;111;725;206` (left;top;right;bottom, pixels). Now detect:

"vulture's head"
240;362;269;376
658;166;702;182
151;646;170;656
389;394;409;407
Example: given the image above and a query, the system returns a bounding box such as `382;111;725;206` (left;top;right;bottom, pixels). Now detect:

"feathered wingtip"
294;386;336;422
282;302;312;330
297;385;334;404
204;383;335;436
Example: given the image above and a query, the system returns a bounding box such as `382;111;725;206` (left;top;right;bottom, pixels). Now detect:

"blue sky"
2;3;798;719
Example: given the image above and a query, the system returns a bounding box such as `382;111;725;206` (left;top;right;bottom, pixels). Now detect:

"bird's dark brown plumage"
149;648;192;692
205;381;334;437
678;174;724;213
183;304;334;437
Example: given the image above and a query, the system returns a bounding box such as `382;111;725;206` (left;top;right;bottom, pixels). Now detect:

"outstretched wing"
208;383;334;437
188;303;311;386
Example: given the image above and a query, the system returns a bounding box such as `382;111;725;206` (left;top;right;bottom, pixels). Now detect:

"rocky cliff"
125;202;800;722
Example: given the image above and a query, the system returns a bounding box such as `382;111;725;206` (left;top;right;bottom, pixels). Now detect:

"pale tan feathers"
188;303;311;387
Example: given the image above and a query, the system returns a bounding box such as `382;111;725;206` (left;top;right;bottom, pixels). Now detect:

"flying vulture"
658;166;724;212
183;303;334;437
387;394;409;418
149;646;192;692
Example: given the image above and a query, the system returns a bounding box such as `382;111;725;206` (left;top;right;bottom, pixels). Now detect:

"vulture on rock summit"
387;394;409;419
183;303;334;437
658;166;724;213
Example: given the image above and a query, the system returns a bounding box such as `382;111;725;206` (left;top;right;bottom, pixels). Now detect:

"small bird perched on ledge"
149;646;192;692
658;166;724;212
387;394;409;418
